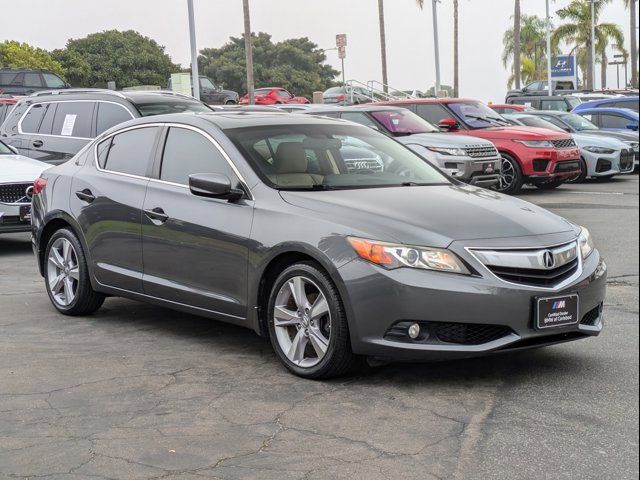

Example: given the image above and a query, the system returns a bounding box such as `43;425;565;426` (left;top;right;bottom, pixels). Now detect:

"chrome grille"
0;183;32;204
470;241;581;289
465;145;499;158
551;139;577;149
620;149;634;172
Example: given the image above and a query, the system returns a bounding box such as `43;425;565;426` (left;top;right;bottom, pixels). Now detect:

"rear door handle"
75;189;95;203
144;207;169;223
32;140;44;148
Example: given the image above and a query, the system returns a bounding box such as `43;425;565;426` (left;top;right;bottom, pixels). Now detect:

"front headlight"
578;227;595;260
427;146;467;156
513;140;554;148
584;146;616;154
624;141;639;152
347;237;470;274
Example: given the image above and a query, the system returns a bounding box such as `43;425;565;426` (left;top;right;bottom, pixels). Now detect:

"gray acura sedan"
30;112;607;378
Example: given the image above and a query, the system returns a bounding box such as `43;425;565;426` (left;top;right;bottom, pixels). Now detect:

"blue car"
572;106;639;132
573;96;639;113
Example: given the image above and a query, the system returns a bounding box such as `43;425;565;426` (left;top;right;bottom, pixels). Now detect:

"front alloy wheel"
495;154;523;194
267;262;358;379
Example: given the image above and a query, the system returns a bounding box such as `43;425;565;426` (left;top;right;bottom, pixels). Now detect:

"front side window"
160;127;234;185
369;109;438;135
277;90;292;98
558;113;598;132
100;127;159;176
96;102;134;135
225;123;449;190
415;103;453;125
199;77;216;90
600;114;634;129
0;140;13;154
24;73;43;88
43;73;66;88
20;104;46;133
51;102;94;138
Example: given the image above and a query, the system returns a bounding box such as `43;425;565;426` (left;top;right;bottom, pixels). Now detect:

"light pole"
432;0;441;97
546;0;553;96
590;0;596;90
187;0;200;100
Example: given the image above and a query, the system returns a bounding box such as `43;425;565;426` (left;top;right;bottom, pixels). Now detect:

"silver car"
303;106;502;187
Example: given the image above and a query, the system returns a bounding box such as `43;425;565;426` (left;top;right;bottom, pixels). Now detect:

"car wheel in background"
44;228;105;316
567;158;588;183
267;262;358;379
225;100;236;105
495;153;523;194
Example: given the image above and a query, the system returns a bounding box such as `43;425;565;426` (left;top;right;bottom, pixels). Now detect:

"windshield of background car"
0;141;12;154
447;101;506;128
518;116;564;132
370;109;439;135
225;123;450;190
135;98;212;116
559;113;599;131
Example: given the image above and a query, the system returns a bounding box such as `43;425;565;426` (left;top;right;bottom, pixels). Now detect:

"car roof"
304;105;404;114
576;107;638;117
376;98;477;105
22;89;205;105
577;97;637;108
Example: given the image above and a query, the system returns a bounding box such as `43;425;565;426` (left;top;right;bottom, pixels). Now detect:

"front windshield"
225;123;450;190
0;141;13;155
558;113;599;131
447;101;509;129
136;99;212;117
370;109;439;135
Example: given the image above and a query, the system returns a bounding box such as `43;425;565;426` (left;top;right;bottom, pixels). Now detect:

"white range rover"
0;140;50;234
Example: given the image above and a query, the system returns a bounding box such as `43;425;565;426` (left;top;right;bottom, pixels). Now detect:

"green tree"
198;33;339;99
52;30;179;88
623;0;637;88
502;14;554;84
0;41;65;77
507;56;537;88
552;0;623;90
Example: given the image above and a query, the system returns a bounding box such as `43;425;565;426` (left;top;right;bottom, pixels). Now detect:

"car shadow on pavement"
89;296;594;387
0;234;32;256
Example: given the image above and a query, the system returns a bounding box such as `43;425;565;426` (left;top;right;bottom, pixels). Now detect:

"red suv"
239;87;309;106
376;98;581;193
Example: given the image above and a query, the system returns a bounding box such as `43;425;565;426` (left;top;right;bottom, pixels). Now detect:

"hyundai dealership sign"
551;55;576;78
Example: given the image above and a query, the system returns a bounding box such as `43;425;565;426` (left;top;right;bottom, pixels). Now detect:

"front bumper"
0;203;31;234
437;155;502;187
519;146;581;183
338;245;606;361
582;148;636;178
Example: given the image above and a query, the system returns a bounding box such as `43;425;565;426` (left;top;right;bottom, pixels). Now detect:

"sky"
1;0;636;103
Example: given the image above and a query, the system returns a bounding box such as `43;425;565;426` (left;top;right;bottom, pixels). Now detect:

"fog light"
407;323;421;339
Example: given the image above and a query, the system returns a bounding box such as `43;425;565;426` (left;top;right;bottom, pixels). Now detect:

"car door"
599;113;635;131
70;125;162;293
141;125;253;318
27;101;95;164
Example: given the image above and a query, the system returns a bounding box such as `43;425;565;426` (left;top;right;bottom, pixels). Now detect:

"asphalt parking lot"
1;177;638;480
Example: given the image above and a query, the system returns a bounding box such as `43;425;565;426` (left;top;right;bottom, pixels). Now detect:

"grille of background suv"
0;183;32;204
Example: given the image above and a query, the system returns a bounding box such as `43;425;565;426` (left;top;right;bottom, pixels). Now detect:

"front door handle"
75;189;95;203
32;140;44;148
144;207;169;223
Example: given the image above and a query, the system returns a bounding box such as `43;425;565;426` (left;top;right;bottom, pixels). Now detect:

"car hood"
461;126;570;141
572;133;628;149
280;184;575;247
396;132;495;148
576;129;639;142
0;155;50;183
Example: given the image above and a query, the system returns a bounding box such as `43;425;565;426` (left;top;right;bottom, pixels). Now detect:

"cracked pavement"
0;177;638;479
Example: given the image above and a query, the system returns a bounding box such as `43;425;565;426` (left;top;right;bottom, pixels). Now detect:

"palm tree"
595;24;627;88
623;0;637;87
507;56;537;88
453;0;459;97
502;14;550;82
242;0;254;104
513;0;521;89
378;0;389;92
552;0;622;90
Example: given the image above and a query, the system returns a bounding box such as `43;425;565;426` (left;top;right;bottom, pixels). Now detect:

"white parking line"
566;191;626;196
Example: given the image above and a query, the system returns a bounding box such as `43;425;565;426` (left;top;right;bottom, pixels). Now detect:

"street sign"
551;55;576;78
338;46;346;59
336;34;347;48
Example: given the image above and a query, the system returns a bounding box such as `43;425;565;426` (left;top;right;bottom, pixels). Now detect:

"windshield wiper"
485;115;512;126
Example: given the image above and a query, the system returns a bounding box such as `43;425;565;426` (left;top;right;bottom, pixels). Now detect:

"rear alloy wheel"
44;228;104;315
268;262;358;379
567;158;588;183
496;154;524;194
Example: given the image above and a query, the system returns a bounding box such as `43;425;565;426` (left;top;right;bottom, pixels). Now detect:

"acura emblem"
543;250;555;269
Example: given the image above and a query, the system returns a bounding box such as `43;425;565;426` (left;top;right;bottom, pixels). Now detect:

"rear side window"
51;102;94;138
599;114;633;129
96;102;134;135
24;73;43;88
160;127;234;185
0;105;7;124
38;103;58;135
0;72;20;85
415;103;452;125
43;73;66;88
20;104;46;133
101;126;159;177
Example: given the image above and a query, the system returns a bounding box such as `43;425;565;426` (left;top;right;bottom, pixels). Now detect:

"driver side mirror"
438;118;459;131
7;145;19;155
189;173;244;201
626;122;638;131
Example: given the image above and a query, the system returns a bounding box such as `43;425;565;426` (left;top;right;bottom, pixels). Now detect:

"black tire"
535;180;564;190
567;158;588;183
44;228;105;316
267;262;359;379
225;100;236;105
495;153;524;194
